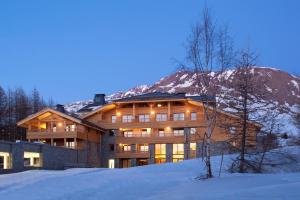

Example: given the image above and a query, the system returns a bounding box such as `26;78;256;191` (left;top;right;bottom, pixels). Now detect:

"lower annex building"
16;92;261;168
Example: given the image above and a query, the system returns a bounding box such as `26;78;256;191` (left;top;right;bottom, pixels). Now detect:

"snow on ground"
0;147;300;200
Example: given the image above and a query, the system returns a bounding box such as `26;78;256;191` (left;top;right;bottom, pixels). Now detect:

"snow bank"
0;147;300;200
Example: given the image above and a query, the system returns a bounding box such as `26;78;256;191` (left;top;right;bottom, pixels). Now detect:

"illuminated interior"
24;152;41;167
0;152;12;169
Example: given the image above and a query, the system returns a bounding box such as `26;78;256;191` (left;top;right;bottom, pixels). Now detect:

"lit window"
108;159;115;168
139;114;150;122
173;113;184;121
122;115;133;123
173;129;184;136
112;115;116;123
141;129;151;137
140;145;149;152
0;152;12;169
123;144;131;152
66;141;75;149
66;124;76;132
124;130;133;137
155;144;166;164
156;113;167;122
190;128;196;135
158;129;165;137
173;144;184;162
190;143;196;151
191;112;197;120
24;152;41;167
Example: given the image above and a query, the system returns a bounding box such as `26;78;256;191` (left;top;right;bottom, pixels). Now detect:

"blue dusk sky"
0;0;299;103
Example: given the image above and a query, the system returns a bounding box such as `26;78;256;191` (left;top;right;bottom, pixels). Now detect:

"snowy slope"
0;147;300;200
64;67;300;135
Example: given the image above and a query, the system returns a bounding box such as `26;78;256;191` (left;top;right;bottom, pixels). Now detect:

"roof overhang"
17;108;104;132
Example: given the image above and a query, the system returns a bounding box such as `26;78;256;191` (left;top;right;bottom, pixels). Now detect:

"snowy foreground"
1;148;300;200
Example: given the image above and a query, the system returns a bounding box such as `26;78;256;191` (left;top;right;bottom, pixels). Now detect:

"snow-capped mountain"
64;67;299;135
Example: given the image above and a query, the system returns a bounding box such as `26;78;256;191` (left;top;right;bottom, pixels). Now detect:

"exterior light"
165;126;171;131
186;110;190;113
58;122;62;127
150;111;155;115
157;104;162;107
116;112;121;116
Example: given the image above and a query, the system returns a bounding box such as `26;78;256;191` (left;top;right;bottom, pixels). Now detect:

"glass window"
173;144;184;162
190;128;196;135
190;143;196;151
66;124;76;132
108;159;115;168
173;129;184;136
156;113;167;122
123;144;131;152
141;129;151;137
191;112;197;120
158;129;165;137
124;130;133;137
122;115;133;123
155;144;166;164
66;141;75;149
24;152;41;167
140;145;149;152
112;115;116;123
0;152;11;169
173;113;185;121
139;114;150;122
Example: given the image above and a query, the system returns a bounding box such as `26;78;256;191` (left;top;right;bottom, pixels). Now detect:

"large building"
16;92;261;168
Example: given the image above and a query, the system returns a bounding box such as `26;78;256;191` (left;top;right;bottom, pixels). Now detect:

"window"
141;128;151;137
156;113;167;121
173;144;184;162
158;129;165;137
139;114;150;122
190;143;197;158
229;127;236;134
66;141;75;149
191;112;197;120
112;115;116;123
66;124;76;132
122;115;133;123
173;129;184;136
155;144;166;164
24;152;41;167
0;152;11;169
109;130;115;136
52;124;57;132
173;113;184;121
123;144;131;152
190;143;196;151
190;128;196;135
108;159;115;168
109;144;115;151
139;145;149;152
123;130;133;137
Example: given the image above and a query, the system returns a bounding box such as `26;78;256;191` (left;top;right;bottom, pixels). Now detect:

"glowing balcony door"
108;159;115;169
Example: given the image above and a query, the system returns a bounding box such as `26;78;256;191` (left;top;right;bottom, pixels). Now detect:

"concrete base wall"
0;140;98;174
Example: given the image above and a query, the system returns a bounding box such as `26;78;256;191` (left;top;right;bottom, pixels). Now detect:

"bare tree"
223;48;278;173
184;7;235;178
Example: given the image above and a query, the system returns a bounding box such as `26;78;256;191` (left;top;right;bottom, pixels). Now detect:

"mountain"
64;67;300;136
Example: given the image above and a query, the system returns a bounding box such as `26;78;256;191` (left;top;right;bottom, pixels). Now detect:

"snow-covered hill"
0;146;300;200
64;67;300;135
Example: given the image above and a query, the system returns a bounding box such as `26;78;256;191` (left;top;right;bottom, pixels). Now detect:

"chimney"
94;94;106;105
56;104;65;113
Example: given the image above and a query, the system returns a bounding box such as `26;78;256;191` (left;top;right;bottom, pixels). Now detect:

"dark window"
109;144;115;151
109;130;115;136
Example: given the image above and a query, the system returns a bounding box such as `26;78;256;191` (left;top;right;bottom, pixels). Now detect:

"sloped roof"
17;108;105;132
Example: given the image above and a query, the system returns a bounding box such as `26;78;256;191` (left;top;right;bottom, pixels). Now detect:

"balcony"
115;149;150;158
27;130;86;140
116;132;187;144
